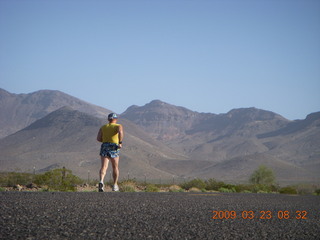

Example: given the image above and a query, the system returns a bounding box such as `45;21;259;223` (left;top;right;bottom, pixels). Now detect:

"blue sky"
1;0;319;120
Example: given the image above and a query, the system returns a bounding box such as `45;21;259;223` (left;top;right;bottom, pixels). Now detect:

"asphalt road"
0;192;319;240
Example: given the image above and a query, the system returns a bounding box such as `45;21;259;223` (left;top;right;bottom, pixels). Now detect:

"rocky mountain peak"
0;89;111;138
0;88;12;97
147;99;167;106
226;107;287;122
122;100;200;140
305;111;320;123
24;107;103;131
123;100;197;117
122;103;291;141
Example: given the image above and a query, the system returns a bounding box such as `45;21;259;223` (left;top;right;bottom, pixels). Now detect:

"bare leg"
99;156;109;183
110;156;119;185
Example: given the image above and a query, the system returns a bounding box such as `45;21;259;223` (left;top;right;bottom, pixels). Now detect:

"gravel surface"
0;192;319;240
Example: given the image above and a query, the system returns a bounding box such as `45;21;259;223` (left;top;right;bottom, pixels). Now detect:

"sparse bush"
34;168;81;192
120;179;138;185
249;165;276;186
224;184;236;191
87;179;99;187
145;184;160;192
0;187;5;191
120;180;137;192
279;186;297;195
218;187;235;193
180;178;206;190
314;189;320;195
251;184;279;193
234;184;255;193
205;178;225;191
257;190;269;194
121;185;136;192
295;184;314;195
189;187;201;192
242;190;252;193
0;172;34;187
169;185;182;192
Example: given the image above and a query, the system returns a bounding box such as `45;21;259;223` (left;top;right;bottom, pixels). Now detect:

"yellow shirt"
101;123;121;144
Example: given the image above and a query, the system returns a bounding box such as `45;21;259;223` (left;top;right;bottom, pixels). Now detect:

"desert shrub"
205;178;225;191
0;172;34;187
234;184;255;193
180;178;206;190
145;184;160;192
218;187;236;193
87;179;99;187
169;185;183;192
249;165;276;186
121;185;136;192
257;190;269;194
294;184;314;195
251;184;277;193
120;180;137;192
242;190;252;193
34;168;81;192
189;187;201;192
279;186;297;195
120;179;138;185
224;184;236;191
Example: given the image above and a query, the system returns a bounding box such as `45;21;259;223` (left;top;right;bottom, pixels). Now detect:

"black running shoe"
98;183;104;192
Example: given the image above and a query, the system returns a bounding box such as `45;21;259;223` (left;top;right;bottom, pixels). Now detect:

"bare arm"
97;128;102;142
118;124;124;148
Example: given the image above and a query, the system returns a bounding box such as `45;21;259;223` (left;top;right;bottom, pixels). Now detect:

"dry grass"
189;187;202;192
119;180;138;192
168;185;183;192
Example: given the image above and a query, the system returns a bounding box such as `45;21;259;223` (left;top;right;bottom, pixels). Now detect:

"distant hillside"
122;100;320;183
0;107;186;179
257;112;320;178
122;100;204;140
121;100;290;161
0;89;319;184
122;100;289;140
0;88;112;138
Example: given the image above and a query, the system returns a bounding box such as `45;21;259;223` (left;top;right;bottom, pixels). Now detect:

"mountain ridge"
0;106;186;179
0;89;319;184
0;88;112;138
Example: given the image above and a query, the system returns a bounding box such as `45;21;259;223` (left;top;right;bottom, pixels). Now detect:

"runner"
96;113;124;192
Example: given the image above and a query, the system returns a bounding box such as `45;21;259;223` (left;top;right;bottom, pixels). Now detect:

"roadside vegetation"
0;166;319;195
0;168;82;192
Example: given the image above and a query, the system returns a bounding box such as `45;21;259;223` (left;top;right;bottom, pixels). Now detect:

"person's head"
108;113;118;123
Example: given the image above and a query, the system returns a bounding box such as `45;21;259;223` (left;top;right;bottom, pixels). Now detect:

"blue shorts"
100;142;120;158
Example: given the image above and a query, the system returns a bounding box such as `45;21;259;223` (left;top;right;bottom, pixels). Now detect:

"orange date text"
212;210;308;220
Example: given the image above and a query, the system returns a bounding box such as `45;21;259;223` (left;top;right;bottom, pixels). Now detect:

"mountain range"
0;88;319;184
0;88;111;138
